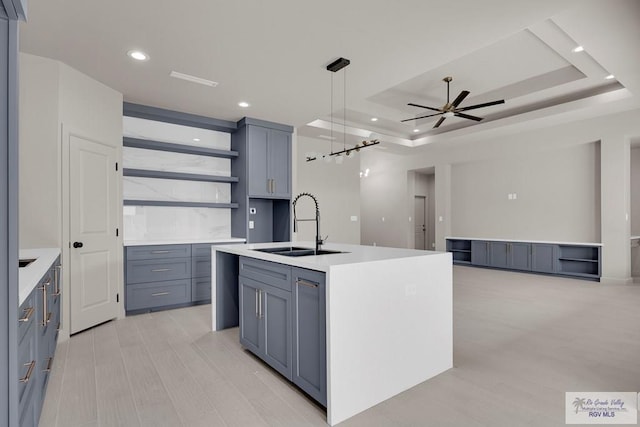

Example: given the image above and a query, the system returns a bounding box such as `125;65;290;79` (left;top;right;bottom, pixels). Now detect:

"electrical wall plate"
249;207;257;214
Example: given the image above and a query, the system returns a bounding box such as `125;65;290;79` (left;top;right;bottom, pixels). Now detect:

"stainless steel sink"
253;247;347;257
19;258;36;268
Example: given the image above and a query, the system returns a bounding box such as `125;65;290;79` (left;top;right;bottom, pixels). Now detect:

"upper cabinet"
246;125;291;198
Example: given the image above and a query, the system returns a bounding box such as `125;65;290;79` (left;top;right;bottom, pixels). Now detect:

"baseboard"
599;276;634;285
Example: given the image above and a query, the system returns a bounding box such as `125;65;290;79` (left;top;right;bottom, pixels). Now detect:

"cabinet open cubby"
446;239;472;264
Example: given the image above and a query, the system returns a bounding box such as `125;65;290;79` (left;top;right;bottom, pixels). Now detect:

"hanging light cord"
343;67;347;153
330;71;334;155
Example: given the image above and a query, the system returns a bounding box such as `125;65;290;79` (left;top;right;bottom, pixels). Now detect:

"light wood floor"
39;267;640;427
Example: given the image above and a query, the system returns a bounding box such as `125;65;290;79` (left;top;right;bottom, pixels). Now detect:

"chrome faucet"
292;192;323;254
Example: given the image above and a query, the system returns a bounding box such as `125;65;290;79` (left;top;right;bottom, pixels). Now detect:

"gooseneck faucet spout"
292;192;323;254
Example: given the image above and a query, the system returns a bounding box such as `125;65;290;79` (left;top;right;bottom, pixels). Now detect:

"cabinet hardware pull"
296;279;318;288
151;268;171;272
19;307;34;323
19;361;36;383
151;292;170;297
258;290;263;319
255;288;259;317
272;179;276;193
151;250;171;254
44;357;54;372
46;312;52;324
39;284;48;327
51;290;61;297
43;279;51;287
53;265;61;295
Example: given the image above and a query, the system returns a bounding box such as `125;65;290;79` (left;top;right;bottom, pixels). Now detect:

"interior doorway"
411;170;436;250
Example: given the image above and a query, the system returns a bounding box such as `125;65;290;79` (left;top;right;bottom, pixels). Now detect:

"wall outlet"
513;193;517;200
249;207;257;214
508;193;513;200
438;216;443;222
249;221;254;229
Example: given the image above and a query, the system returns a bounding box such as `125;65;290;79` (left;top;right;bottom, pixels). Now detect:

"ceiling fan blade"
400;112;445;123
451;90;470;108
433;116;446;128
407;102;442;113
457;99;505;112
455;112;483;121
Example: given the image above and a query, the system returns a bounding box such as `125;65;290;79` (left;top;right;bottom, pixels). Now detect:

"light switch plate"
249;221;254;229
350;216;358;222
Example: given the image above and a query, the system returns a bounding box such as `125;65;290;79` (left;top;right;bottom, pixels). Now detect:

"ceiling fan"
401;76;505;128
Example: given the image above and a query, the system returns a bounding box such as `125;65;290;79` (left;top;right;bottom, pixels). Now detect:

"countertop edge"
19;248;61;306
124;237;246;246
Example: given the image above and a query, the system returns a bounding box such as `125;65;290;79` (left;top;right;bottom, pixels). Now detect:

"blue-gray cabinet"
470;240;490;266
18;256;62;427
531;244;556;273
231;118;293;243
292;267;327;406
247;125;291;199
239;257;293;379
238;257;327;406
448;238;601;281
125;242;235;313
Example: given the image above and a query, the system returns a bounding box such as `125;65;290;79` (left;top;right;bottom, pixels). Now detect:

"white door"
414;196;426;250
69;135;119;334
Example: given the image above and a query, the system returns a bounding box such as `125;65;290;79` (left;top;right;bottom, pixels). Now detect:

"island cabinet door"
239;278;261;355
291;268;327;407
261;284;293;380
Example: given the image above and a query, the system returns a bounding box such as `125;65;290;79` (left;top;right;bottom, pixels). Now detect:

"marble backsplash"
123;177;231;203
123;206;232;241
123;116;230;150
123;147;231;176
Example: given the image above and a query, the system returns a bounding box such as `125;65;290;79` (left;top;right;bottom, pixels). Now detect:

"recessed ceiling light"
572;45;584;53
193;138;201;142
371;117;378;122
127;50;149;61
170;71;218;87
413;129;420;133
238;101;250;108
605;74;615;80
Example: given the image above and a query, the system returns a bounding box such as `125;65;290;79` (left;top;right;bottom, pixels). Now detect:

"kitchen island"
211;242;452;426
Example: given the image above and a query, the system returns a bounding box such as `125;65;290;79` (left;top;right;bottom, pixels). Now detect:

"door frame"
413;195;427;250
61;125;124;340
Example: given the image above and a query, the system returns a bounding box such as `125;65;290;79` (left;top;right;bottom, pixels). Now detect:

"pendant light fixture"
306;57;380;162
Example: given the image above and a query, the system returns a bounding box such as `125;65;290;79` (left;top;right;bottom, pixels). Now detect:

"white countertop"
212;241;447;272
124;237;246;246
19;248;60;305
446;236;603;247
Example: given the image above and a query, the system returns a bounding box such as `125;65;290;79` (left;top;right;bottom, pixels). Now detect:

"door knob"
73;242;83;248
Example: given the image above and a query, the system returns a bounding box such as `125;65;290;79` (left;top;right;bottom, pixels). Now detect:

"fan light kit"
402;76;505;129
306;57;380;162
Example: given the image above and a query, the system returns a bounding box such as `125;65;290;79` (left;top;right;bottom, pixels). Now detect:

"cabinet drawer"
18;291;36;344
126;279;191;311
192;256;211;278
239;257;291;291
126;258;191;284
17;324;36;408
192;243;213;258
126;244;191;261
192;277;212;302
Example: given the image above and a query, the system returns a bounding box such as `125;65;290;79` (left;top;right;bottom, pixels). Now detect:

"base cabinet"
239;257;327;406
18;256;62;427
449;238;600;281
292;267;327;406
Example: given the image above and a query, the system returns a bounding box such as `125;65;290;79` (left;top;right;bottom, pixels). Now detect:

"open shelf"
123;168;238;183
124;137;238;158
557;257;598;263
124;200;238;209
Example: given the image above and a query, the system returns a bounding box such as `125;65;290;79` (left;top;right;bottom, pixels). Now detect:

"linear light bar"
169;71;218;87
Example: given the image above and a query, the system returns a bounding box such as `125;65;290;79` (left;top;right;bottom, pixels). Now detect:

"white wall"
360;108;640;283
19;54;60;248
451;142;600;242
294;135;360;244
